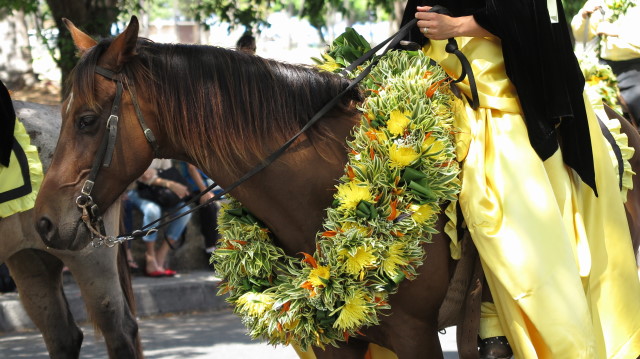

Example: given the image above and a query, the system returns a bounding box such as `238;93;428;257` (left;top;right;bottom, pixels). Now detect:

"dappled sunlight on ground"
9;81;61;106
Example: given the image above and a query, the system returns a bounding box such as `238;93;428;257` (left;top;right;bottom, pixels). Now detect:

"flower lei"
579;56;622;113
212;32;460;350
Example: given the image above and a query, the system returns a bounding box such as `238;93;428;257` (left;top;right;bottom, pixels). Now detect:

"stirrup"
478;336;513;359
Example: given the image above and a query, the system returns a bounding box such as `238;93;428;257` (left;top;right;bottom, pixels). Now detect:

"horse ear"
63;18;97;54
101;16;139;69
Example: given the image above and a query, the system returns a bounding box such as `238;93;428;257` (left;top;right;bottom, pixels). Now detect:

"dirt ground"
9;81;62;106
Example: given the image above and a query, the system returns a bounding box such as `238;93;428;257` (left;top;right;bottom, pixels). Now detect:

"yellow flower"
308;265;331;287
339;246;376;276
422;135;446;157
387;110;411;136
333;290;370;330
336;182;373;210
236;292;276;317
410;203;436;223
382;242;408;277
389;143;420;168
317;54;341;73
372;129;387;142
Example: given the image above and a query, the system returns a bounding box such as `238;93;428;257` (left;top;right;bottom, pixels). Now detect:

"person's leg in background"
127;189;165;276
154;203;192;274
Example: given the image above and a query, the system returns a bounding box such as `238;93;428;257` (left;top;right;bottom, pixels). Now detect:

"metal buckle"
143;128;156;143
106;114;119;128
81;180;95;196
76;194;92;207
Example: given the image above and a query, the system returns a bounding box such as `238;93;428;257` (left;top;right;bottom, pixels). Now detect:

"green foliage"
0;0;39;13
189;0;272;31
563;0;587;21
188;0;397;33
312;27;372;70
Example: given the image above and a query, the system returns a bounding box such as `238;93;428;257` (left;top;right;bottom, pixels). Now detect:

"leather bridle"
75;66;159;247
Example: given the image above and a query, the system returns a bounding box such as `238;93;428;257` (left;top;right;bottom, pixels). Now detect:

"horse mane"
69;38;363;175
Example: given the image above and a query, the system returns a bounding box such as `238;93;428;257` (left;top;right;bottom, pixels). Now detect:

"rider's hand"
581;6;603;19
415;6;462;40
415;6;493;40
167;181;189;199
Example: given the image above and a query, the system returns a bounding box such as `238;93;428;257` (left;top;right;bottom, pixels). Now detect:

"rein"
84;9;479;248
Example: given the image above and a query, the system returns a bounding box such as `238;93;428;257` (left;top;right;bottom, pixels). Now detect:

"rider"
571;0;640;125
401;0;640;358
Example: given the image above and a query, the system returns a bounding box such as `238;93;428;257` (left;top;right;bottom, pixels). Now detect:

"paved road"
0;309;459;358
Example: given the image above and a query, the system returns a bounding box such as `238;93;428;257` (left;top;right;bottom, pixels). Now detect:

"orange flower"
300;252;318;268
387;199;398;221
346;166;355;180
426;79;446;98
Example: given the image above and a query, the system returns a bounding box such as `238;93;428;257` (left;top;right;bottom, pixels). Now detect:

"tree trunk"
391;0;407;33
0;9;38;90
46;0;119;97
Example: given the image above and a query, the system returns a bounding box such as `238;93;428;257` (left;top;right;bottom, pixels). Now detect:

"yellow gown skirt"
425;37;640;358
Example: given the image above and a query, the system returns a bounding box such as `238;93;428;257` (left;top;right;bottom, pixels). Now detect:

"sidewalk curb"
0;271;228;333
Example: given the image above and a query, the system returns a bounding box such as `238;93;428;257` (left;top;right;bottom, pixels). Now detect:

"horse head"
35;17;159;250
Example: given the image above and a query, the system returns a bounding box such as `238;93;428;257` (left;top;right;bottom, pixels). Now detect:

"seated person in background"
182;162;223;256
126;159;192;277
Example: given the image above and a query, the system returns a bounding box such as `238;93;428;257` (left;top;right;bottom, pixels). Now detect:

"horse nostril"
36;216;55;241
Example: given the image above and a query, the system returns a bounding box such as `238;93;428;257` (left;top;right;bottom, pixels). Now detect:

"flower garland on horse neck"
212;30;461;350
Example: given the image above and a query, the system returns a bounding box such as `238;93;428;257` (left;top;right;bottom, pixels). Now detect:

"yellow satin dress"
425;37;640;358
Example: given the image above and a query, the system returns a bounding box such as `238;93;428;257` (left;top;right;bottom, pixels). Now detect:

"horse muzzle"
35;215;89;251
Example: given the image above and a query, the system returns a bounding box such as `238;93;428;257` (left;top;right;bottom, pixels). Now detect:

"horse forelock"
124;42;362;176
67;40;112;113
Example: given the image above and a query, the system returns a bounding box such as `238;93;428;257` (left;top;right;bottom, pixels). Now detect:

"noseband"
76;66;159;247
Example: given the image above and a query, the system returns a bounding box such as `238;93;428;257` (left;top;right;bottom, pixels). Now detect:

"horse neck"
219;115;356;256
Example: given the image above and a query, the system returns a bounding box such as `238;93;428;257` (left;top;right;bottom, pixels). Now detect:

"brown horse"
2;101;142;359
33;16;461;358
32;16;640;358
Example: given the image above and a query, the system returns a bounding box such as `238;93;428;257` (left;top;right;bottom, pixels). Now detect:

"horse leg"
63;245;141;359
5;249;83;359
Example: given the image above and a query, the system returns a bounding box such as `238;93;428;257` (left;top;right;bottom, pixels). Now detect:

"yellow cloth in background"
571;0;640;61
426;37;640;359
0;119;43;217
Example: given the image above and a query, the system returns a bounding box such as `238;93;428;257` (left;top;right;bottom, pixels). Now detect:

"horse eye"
77;115;98;131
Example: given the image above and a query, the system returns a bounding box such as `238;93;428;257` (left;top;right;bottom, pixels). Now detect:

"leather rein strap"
76;67;160;247
431;5;479;109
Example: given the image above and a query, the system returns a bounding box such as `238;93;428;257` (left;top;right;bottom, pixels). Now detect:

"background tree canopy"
0;0;588;98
